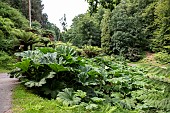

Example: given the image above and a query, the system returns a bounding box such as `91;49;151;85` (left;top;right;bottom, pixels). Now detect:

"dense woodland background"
0;0;170;112
0;0;169;61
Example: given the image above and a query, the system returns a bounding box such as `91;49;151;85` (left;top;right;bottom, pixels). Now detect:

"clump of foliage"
13;30;40;51
82;45;103;58
137;63;170;112
0;2;28;28
0;51;16;70
63;13;101;47
107;1;149;61
0;16;17;53
54;41;83;55
150;0;170;52
154;52;170;64
10;45;82;99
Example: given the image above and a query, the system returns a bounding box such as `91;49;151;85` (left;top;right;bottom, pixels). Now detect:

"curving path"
0;73;18;113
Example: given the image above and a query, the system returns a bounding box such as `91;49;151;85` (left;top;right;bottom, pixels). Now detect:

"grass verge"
12;85;83;113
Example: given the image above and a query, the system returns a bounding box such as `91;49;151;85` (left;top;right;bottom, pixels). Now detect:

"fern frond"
140;64;170;83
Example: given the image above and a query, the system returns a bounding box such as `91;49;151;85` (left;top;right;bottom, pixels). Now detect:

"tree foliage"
101;9;111;54
0;0;44;25
151;0;170;52
0;2;28;28
0;16;19;53
85;0;121;13
63;13;101;47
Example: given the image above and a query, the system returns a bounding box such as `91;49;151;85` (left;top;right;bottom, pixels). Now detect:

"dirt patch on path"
145;52;155;61
0;73;18;113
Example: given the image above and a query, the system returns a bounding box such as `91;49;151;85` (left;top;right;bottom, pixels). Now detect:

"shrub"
154;52;170;64
82;45;104;58
0;51;16;69
0;2;28;28
124;48;143;62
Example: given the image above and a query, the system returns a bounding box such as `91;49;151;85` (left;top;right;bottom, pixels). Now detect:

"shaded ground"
0;73;18;113
128;52;156;66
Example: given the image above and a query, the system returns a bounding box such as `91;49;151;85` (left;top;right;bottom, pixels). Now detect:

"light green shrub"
0;51;15;69
82;45;104;58
154;52;170;64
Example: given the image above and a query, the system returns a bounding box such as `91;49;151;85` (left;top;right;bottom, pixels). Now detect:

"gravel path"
0;73;18;113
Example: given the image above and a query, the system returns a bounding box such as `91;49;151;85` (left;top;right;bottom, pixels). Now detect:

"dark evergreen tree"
101;9;112;54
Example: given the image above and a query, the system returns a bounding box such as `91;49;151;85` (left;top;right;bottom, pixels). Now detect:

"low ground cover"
13;85;137;113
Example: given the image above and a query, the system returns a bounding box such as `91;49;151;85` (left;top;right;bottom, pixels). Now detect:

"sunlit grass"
13;85;71;113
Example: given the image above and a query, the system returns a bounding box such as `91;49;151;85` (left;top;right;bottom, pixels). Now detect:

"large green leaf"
15;59;30;72
48;64;68;72
24;72;55;87
57;88;81;106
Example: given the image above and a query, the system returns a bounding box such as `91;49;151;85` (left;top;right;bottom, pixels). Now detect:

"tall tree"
63;13;101;47
101;9;112;54
151;0;170;52
100;0;153;61
28;0;31;28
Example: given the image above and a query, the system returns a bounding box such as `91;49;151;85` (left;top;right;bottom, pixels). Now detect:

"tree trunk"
28;0;31;28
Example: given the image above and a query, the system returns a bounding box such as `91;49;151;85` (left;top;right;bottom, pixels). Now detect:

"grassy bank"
12;85;82;113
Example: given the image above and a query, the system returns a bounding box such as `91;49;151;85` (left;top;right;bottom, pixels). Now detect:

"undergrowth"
13;85;137;113
10;45;170;112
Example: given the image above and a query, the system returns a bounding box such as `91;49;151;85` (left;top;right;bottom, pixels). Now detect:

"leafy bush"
0;51;15;69
55;41;83;55
10;46;83;99
82;45;104;58
124;48;143;62
0;16;19;53
11;50;146;110
154;52;170;64
0;2;28;28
